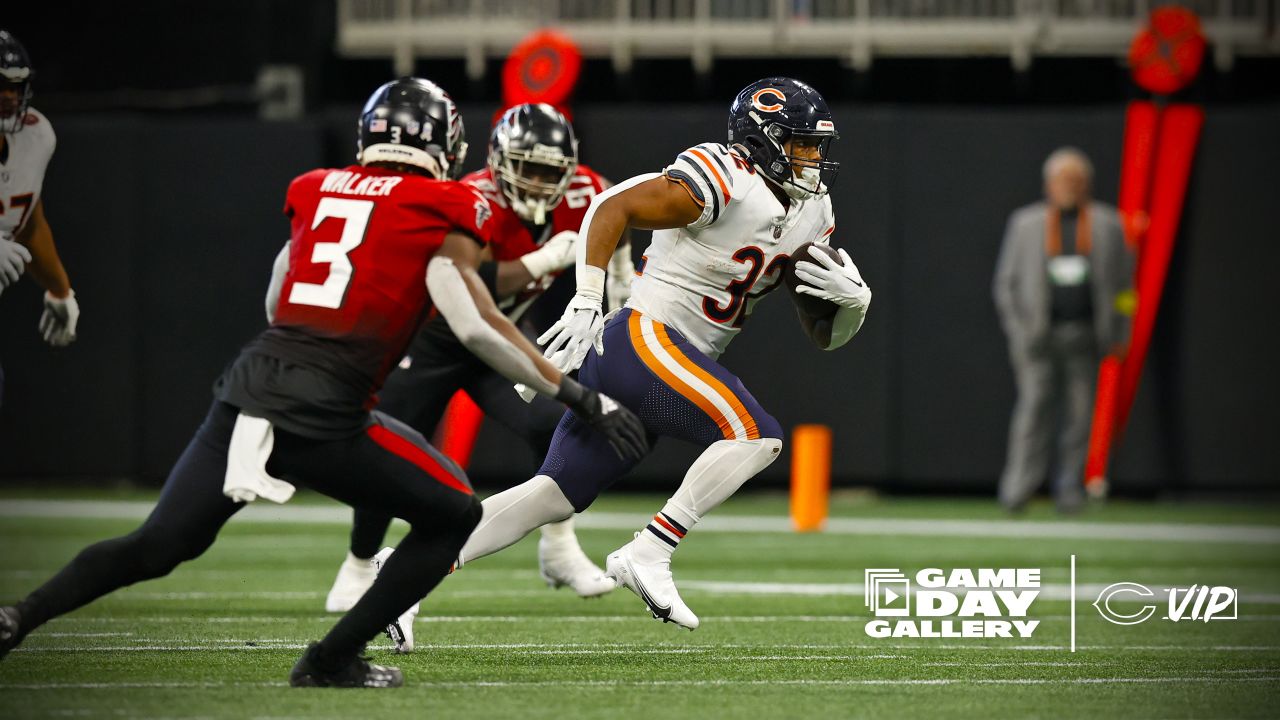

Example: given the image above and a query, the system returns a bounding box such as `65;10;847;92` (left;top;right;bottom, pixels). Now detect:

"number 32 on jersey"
702;246;788;328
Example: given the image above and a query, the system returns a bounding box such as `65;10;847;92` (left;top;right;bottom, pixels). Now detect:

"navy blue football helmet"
0;30;34;134
727;78;839;199
357;77;467;180
489;103;579;224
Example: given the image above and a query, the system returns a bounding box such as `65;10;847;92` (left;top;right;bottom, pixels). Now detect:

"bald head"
1043;147;1093;210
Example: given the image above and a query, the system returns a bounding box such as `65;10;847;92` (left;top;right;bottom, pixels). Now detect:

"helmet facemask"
0;74;32;134
490;143;576;224
761;122;839;200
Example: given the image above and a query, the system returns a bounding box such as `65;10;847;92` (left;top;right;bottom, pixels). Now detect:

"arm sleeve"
426;255;559;396
264;241;290;324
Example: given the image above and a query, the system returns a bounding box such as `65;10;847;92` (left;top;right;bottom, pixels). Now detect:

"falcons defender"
442;78;872;630
325;104;633;636
0;30;79;401
0;78;646;687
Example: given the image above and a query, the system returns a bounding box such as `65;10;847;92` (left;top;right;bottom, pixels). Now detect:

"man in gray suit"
994;147;1133;513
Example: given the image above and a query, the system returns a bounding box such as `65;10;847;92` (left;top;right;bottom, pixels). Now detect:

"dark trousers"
348;338;564;558
16;400;481;660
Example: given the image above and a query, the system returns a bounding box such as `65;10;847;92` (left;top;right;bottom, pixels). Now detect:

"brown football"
784;242;843;320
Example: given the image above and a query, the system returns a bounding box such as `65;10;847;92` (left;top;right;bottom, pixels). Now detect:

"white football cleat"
372;547;418;654
538;534;616;598
324;552;378;613
604;537;699;630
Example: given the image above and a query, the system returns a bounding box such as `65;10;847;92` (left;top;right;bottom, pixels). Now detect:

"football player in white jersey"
0;30;79;350
432;78;872;631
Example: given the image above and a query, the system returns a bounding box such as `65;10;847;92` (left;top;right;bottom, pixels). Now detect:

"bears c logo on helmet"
750;88;786;113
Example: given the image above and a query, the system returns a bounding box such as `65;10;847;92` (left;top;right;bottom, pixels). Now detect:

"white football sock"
539;516;578;546
635;438;783;562
456;475;574;568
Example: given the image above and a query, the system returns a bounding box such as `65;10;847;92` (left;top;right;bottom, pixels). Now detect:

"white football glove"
0;235;31;291
40;290;80;347
519;230;578;279
538;293;604;373
794;245;872;312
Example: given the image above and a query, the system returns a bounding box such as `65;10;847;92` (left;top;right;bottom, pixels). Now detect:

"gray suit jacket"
993;200;1133;356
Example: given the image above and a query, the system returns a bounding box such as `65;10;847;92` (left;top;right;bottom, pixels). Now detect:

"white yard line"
1;677;1277;691
679;580;1280;604
35;583;1280;605
3;499;1278;544
48;613;1280;626
14;641;1280;652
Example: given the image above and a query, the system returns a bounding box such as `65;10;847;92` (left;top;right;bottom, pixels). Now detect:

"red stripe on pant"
366;424;473;496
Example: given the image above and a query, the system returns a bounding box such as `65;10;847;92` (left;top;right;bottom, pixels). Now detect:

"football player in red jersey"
0;79;646;688
325;104;635;624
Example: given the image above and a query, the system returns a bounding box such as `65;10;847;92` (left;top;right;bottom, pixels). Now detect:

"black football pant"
348;347;564;559
14;400;481;663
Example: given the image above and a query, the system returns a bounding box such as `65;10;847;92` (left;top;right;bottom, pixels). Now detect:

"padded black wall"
2;105;1277;492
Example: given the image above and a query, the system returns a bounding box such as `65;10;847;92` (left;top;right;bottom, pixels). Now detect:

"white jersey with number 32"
626;143;835;359
0;108;56;237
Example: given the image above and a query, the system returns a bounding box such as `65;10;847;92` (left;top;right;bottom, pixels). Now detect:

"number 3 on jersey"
288;197;373;309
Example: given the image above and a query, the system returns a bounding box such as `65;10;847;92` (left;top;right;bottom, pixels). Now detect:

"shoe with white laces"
325;552;378;613
538;534;616;598
372;547;418;654
604;535;699;630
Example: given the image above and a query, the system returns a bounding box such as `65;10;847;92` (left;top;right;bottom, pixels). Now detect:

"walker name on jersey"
320;171;403;197
864;568;1041;639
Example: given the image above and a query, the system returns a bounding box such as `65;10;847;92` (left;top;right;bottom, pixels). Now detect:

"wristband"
575;265;606;303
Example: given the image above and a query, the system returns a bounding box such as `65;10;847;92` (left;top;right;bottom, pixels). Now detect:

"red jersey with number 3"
214;165;493;439
273;165;493;372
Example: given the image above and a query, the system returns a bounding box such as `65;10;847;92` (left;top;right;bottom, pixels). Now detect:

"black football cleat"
0;606;23;661
289;642;403;688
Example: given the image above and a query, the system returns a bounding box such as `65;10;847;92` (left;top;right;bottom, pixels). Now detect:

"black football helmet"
488;103;579;224
357;77;467;180
0;30;34;134
727;77;839;200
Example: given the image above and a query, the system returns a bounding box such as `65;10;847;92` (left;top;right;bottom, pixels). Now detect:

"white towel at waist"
222;412;296;504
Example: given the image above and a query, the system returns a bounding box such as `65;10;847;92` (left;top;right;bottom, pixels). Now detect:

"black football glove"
556;378;649;462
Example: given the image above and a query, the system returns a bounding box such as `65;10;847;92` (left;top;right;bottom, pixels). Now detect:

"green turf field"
1;489;1277;718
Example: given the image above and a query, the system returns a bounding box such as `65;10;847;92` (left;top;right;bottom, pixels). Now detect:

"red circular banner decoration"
1129;7;1206;95
502;29;582;120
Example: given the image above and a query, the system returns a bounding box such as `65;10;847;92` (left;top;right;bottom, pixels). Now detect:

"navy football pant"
541;309;783;512
14;400;480;661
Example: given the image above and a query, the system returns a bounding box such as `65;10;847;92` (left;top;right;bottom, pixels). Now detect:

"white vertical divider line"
1070;554;1077;653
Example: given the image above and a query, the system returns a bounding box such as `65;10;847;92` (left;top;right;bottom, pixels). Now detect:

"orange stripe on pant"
627;311;760;441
